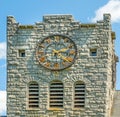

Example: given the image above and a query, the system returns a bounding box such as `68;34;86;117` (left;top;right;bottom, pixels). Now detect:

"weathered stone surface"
7;14;118;117
111;91;120;117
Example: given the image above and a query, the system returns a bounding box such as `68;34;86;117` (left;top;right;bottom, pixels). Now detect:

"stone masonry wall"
7;14;116;117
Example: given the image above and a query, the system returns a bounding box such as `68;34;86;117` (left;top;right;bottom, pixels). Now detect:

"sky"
0;0;120;115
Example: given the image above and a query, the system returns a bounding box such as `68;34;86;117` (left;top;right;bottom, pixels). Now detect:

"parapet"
7;16;17;24
103;14;111;22
43;14;74;23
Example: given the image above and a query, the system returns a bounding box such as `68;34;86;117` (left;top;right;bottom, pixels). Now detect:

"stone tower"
7;14;118;117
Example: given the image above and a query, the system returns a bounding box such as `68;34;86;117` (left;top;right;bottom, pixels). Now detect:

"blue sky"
0;0;120;115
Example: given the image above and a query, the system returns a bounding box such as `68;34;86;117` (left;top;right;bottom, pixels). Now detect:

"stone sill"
26;108;40;111
48;108;64;111
72;108;85;111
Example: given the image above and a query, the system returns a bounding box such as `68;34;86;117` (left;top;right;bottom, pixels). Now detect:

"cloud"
0;91;6;116
0;42;6;59
91;0;120;23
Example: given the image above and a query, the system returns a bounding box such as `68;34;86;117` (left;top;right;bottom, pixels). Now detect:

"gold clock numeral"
39;44;44;48
66;57;73;62
62;61;68;66
37;51;44;55
69;44;73;48
69;50;75;54
39;56;46;62
46;38;51;43
54;63;59;68
54;36;60;42
45;62;50;67
64;38;69;42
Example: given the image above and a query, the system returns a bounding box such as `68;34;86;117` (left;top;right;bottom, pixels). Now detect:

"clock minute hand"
53;49;59;54
58;48;68;52
58;53;69;62
53;49;70;62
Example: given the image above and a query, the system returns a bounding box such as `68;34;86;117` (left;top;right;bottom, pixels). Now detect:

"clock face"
36;34;77;70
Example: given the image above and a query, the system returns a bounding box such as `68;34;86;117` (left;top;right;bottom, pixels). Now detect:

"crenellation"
7;16;17;24
43;15;74;23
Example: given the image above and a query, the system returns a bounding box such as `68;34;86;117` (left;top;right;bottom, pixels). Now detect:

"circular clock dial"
36;34;77;70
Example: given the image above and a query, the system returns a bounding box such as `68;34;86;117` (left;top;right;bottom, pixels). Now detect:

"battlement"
43;14;74;23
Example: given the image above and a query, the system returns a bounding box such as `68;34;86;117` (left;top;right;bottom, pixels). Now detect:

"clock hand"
53;49;70;62
53;48;68;54
53;49;59;54
58;48;69;52
58;53;70;62
53;49;73;62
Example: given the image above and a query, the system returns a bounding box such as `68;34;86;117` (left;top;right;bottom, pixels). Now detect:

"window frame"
18;49;26;58
49;80;64;110
74;81;86;109
90;48;97;57
28;81;39;109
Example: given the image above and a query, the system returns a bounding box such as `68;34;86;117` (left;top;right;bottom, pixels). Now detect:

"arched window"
49;80;63;108
74;81;85;108
28;81;39;108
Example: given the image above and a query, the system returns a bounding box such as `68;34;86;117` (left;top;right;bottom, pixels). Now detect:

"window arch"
74;81;85;108
28;81;39;108
49;80;63;108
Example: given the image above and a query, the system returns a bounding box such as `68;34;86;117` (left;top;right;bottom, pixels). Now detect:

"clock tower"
7;14;118;117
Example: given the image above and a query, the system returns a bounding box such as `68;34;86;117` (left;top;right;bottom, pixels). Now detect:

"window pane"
19;50;25;57
90;49;97;56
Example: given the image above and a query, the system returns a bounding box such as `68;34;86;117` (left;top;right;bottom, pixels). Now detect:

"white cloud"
0;42;6;59
91;0;120;23
0;91;6;116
